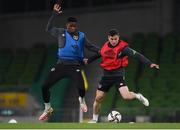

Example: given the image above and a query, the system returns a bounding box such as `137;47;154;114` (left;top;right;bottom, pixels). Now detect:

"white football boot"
137;93;149;106
39;107;53;121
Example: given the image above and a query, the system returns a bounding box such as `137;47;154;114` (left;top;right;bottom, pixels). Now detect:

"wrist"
52;11;59;15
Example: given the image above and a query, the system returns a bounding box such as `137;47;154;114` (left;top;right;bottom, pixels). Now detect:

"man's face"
108;35;120;46
66;22;77;33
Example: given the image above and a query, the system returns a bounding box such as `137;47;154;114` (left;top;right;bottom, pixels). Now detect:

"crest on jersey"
73;35;78;40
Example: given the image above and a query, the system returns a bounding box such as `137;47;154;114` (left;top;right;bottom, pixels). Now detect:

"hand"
53;4;62;14
83;58;88;65
150;63;159;69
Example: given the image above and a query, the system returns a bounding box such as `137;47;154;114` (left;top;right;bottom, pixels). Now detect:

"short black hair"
67;17;78;23
108;29;119;36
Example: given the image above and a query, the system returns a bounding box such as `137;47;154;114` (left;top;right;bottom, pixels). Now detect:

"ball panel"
107;111;122;123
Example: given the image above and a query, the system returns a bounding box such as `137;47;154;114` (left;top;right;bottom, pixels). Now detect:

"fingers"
58;6;61;11
54;4;58;8
53;4;62;13
153;65;160;69
156;65;160;69
54;4;61;9
153;64;159;69
55;4;60;7
58;10;62;14
56;4;60;9
150;64;160;69
83;58;88;65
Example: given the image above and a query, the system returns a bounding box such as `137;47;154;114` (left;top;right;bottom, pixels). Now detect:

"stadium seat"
126;58;139;79
71;0;88;7
20;44;46;87
131;33;145;52
0;48;13;84
144;33;159;61
137;78;152;97
160;33;176;64
92;0;112;6
1;49;28;90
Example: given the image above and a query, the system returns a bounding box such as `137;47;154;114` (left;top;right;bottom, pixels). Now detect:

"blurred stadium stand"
0;33;180;123
0;0;180;123
0;0;155;15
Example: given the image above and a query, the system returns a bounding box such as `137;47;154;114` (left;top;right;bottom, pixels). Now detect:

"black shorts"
98;76;126;92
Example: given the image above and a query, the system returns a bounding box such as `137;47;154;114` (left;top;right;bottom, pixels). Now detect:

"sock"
93;114;99;121
44;103;51;110
134;93;140;100
79;97;85;104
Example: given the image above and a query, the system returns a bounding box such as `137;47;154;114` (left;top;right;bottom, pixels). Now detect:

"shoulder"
58;28;66;33
78;31;85;39
79;31;85;35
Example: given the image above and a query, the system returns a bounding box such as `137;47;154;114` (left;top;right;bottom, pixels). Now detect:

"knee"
95;96;103;103
121;94;130;100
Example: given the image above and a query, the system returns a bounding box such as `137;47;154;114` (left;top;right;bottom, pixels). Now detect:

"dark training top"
46;12;99;65
88;43;153;77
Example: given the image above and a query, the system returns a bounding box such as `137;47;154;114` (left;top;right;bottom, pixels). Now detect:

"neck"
108;42;120;48
68;31;78;36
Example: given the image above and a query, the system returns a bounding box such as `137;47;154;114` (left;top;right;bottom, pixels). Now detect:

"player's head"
108;29;120;46
66;17;78;33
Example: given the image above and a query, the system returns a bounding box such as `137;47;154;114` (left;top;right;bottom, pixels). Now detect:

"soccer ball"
107;110;122;122
8;119;17;123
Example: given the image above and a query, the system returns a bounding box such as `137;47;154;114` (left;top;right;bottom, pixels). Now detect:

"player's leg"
39;64;65;121
119;86;149;106
78;76;87;113
79;70;89;112
70;67;87;112
90;89;106;123
119;86;137;100
89;76;112;123
118;78;149;106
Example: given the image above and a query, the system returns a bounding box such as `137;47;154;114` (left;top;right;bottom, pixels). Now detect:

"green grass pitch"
0;123;180;129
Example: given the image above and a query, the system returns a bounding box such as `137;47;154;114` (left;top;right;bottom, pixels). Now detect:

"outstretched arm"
46;4;63;37
84;35;100;53
121;47;159;69
83;52;101;65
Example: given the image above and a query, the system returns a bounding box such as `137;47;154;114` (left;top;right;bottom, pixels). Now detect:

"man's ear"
66;23;69;27
108;36;110;40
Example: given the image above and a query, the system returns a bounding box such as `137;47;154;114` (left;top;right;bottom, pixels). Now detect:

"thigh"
113;76;129;96
114;76;127;89
69;66;85;88
119;86;130;97
98;76;114;92
43;63;66;87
